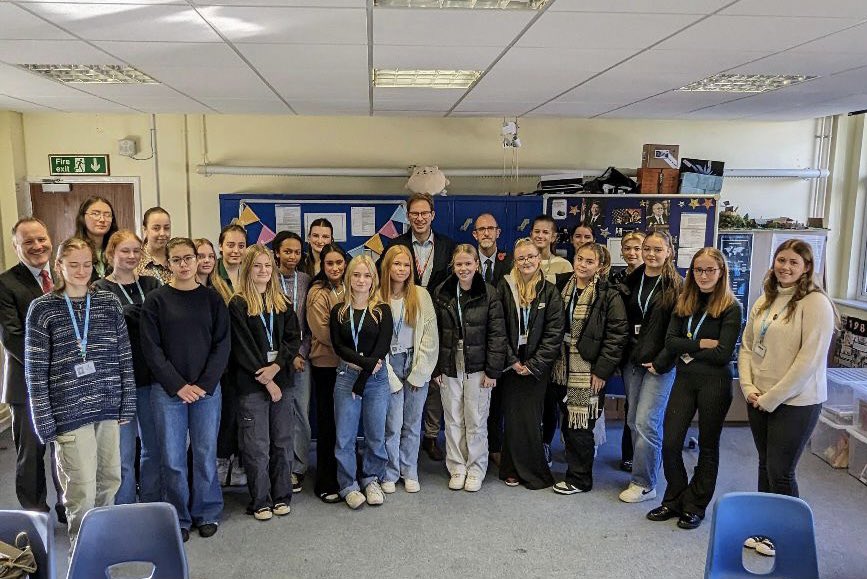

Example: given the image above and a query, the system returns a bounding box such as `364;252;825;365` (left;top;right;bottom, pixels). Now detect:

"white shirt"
478;247;497;282
389;297;415;350
412;231;435;287
24;262;51;287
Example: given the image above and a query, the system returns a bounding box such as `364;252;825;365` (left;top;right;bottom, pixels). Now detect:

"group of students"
2;192;837;555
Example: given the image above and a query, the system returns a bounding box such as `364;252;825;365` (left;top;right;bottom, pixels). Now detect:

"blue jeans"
290;365;312;475
384;350;428;483
115;386;162;504
151;383;223;530
623;362;676;490
333;363;390;496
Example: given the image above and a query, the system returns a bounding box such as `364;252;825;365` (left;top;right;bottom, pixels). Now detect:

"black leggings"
747;402;822;497
310;365;339;497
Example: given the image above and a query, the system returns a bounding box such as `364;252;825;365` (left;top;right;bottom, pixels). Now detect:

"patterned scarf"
552;275;599;430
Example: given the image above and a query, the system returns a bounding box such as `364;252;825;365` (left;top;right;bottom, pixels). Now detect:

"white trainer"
380;481;396;494
365;481;385;505
449;473;467;490
464;475;482;492
403;479;421;493
619;483;656;503
345;490;365;510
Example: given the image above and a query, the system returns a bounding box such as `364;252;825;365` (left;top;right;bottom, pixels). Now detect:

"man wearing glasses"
472;213;512;286
383;192;454;461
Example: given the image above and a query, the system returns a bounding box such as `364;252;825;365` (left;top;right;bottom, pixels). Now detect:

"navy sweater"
140;284;231;396
25;289;136;443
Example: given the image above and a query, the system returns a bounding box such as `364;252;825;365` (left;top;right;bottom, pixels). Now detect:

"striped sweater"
25;289;136;443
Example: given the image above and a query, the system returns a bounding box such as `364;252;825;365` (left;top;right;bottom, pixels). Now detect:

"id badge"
518;333;528;346
455;339;466;377
754;343;767;358
634;324;642;336
75;361;96;377
390;344;406;355
680;353;694;365
267;350;278;363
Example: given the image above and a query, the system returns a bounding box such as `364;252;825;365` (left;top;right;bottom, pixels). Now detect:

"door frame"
24;175;143;232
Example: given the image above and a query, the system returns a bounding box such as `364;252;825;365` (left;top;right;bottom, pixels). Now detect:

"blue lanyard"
64;293;91;361
456;282;467;333
280;273;298;310
687;311;708;340
350;307;367;352
758;306;783;343
520;306;530;335
392;299;405;341
116;278;144;305
638;274;661;318
259;309;274;351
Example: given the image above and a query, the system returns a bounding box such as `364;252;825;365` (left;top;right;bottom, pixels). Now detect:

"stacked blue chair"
705;491;819;578
67;503;188;579
0;510;54;579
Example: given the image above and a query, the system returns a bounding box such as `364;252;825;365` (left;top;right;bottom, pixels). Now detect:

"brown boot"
422;437;444;461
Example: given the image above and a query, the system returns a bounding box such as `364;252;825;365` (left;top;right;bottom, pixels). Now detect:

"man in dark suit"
647;201;668;227
0;217;65;521
383;192;454;461
472;213;513;285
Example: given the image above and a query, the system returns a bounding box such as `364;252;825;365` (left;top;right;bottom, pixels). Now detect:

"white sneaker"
365;481;385;505
464;475;482;492
216;458;230;487
345;491;365;510
403;479;420;493
619;483;656;503
380;481;396;494
449;473;467;490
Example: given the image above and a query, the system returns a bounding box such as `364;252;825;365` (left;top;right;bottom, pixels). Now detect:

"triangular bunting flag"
238;205;260;226
257;224;276;245
378;220;399;239
347;244;365;258
391;205;409;225
364;233;384;254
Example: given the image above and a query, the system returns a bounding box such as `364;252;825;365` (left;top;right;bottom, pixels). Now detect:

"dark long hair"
75;196;118;251
301;218;334;276
311;243;348;288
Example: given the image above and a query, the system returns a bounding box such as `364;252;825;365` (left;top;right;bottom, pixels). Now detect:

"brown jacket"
306;282;342;367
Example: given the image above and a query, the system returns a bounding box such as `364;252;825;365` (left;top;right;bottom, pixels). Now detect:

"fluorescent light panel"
374;69;482;88
678;73;817;93
18;64;159;84
374;0;549;9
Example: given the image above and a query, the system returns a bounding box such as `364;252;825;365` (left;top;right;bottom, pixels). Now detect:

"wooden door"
29;182;136;246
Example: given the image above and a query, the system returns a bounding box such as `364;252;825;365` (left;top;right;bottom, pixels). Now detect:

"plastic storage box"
810;414;849;468
823;368;867;425
853;383;867;435
847;427;867;486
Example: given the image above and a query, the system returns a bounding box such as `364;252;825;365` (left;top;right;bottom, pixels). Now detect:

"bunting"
237;205;260;226
390;205;409;225
257;224;276;245
378;220;399;239
364;233;384;254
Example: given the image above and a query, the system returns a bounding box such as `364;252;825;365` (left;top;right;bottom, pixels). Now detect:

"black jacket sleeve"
228;296;265;378
0;279;25;365
664;314;702;356
485;290;507;379
278;304;302;373
691;302;743;365
497;281;520;370
591;291;629;380
526;286;565;378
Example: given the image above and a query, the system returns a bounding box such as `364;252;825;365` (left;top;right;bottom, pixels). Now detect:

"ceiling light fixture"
374;69;482;89
374;0;549;9
677;73;817;93
18;64;159;84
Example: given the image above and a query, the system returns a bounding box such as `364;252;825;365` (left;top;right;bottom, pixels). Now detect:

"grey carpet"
1;424;864;578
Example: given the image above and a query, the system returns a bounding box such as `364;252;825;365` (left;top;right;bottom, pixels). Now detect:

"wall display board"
833;314;867;368
718;233;754;376
544;194;720;275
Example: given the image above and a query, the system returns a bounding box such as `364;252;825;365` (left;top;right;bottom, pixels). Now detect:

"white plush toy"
406;165;449;195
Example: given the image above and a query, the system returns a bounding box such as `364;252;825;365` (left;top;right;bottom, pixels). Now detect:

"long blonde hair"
379;245;418;327
674;247;736;318
511;237;543;307
237;245;288;317
194;238;233;304
643;230;682;309
339;255;384;323
53;237;95;294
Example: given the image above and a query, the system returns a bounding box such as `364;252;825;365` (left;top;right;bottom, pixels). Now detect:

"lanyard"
330;283;343;299
350;307;367;353
520;306;530;335
116;279;145;305
456;282;467;336
64;293;91;361
638;274;661;318
758;306;784;343
415;239;435;280
568;285;579;320
686;311;708;340
280;273;298;309
259;309;274;351
392;299;405;342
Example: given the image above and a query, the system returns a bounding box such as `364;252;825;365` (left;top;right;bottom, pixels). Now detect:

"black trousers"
310;365;339;497
487;384;504;453
553;383;600;492
661;374;732;517
238;390;294;511
542;383;560;446
10;402;63;513
621;399;633;462
747;402;821;497
217;382;240;460
500;371;554;490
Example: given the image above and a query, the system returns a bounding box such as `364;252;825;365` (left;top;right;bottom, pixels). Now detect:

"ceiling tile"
194;0;364;5
374;8;534;47
0;3;74;39
491;47;638;75
94;41;245;67
550;0;731;13
0;40;122;64
110;95;214;112
144;66;276;98
25;94;137;112
721;0;867;18
374;88;461;106
518;11;701;49
731;51;866;76
598;91;740;117
454;99;552;115
0;94;56;111
17;0;186;4
528;100;632;117
24;3;221;42
76;82;181;98
290;99;368;115
199;6;367;43
373;45;501;70
0;62;85;97
201;97;291;113
792;22;867;53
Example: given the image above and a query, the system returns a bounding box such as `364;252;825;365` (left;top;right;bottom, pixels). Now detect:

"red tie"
39;270;53;294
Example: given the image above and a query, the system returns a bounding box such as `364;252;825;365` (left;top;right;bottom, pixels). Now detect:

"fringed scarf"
552;276;599;430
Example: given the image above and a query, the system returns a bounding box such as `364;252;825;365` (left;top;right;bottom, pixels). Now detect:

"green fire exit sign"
49;155;110;176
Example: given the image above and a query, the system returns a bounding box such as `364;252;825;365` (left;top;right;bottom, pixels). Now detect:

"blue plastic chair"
705;492;819;578
0;510;54;579
66;503;188;579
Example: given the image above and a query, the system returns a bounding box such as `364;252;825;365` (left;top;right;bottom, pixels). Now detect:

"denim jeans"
289;365;312;475
384;350;428;483
115;386;162;504
238;390;294;511
623;361;676;490
151;383;223;530
333;363;390;496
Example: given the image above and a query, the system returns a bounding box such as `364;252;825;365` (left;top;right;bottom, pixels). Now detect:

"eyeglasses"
169;255;197;266
692;267;720;276
86;211;113;220
474;226;498;234
515;254;539;263
408;211;432;219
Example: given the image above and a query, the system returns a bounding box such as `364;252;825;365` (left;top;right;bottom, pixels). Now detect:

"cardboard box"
642;144;680;169
638;167;679;194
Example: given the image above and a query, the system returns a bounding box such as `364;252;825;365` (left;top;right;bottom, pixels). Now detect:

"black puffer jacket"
555;273;629;380
497;275;565;380
433;273;506;379
619;264;681;372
